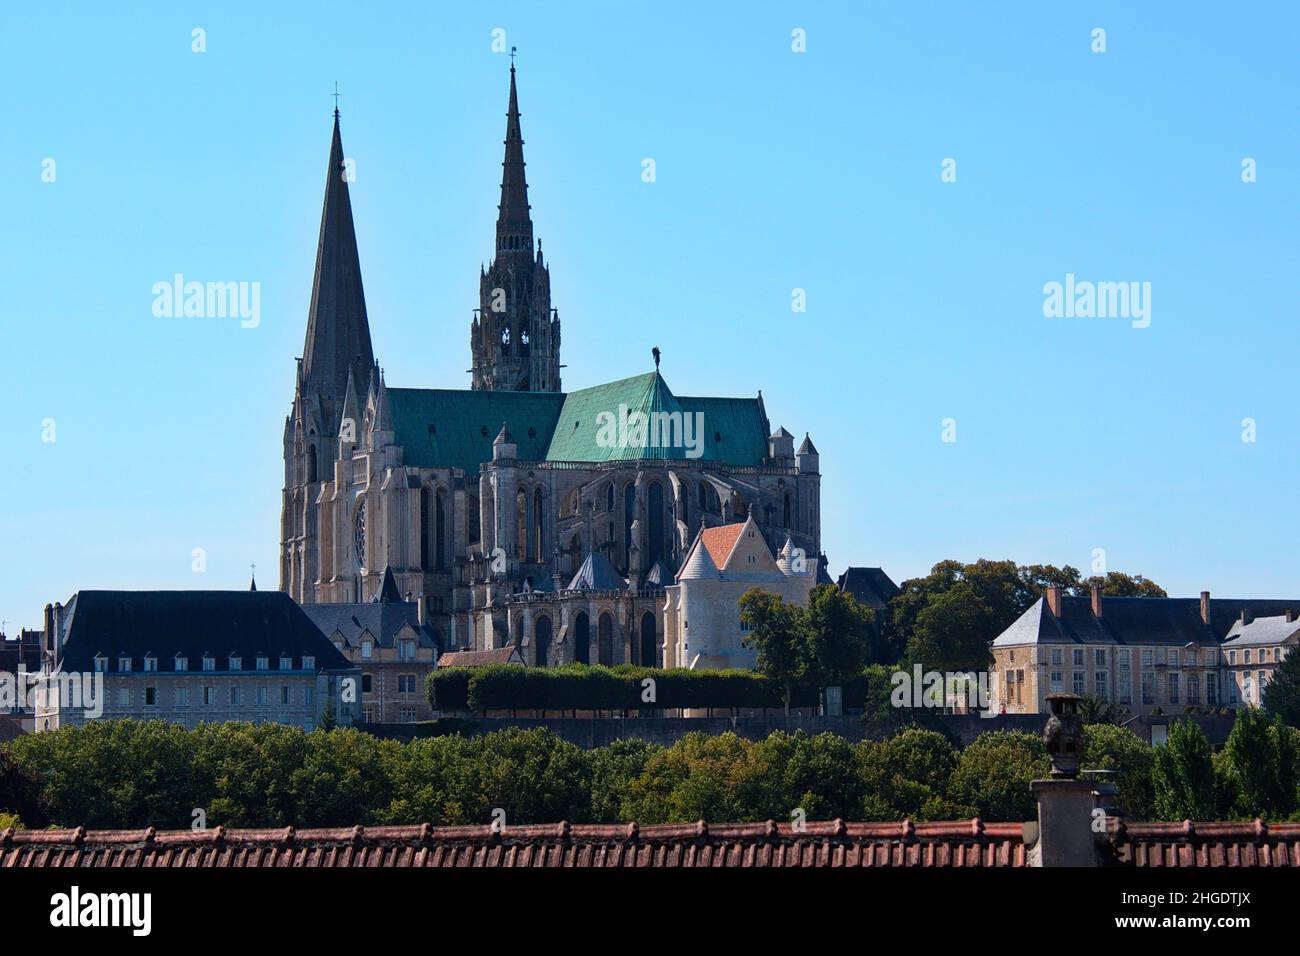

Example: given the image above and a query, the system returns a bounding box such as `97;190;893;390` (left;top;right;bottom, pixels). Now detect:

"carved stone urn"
1042;693;1084;779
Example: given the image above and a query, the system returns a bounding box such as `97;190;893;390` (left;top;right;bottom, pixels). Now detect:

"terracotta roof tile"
699;522;746;568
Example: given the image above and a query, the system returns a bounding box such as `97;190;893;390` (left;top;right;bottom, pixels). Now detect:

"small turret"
796;433;819;474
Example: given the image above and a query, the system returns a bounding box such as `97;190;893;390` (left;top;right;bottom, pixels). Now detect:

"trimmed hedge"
428;664;788;713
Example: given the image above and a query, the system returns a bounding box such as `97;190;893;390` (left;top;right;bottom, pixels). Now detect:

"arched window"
516;492;528;562
533;488;544;563
467;494;480;544
535;615;552;668
606;483;615;512
436;490;448;570
783;493;792;528
574;612;590;665
307;445;317;483
699;482;708;512
500;326;511;356
680;485;689;529
623;483;636;570
640;612;657;669
647;481;664;567
598;612;614;666
420;488;432;569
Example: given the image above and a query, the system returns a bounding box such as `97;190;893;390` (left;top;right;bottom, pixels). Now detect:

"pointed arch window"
783;493;792;528
516;492;528;562
532;488;544;563
436;490;448;570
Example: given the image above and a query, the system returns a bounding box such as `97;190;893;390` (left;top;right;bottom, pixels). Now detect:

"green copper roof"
388;373;770;474
388;388;564;473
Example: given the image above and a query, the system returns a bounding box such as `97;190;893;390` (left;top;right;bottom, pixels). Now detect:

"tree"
588;739;661;822
947;730;1049;822
1263;647;1300;728
905;581;997;672
802;585;874;688
1083;724;1154;819
319;700;338;732
1152;720;1216;820
1216;709;1297;819
1076;572;1167;598
739;589;807;715
0;748;46;827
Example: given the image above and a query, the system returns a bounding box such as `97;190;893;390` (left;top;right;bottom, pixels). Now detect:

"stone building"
663;516;818;670
279;64;822;661
1220;610;1299;707
33;591;360;732
990;586;1300;716
299;567;439;723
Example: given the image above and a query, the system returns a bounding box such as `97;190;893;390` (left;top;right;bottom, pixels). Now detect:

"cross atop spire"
331;81;342;118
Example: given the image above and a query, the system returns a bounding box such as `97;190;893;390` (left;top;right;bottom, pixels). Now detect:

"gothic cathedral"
281;64;824;667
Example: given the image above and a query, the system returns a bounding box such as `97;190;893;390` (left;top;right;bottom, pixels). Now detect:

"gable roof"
698;522;747;568
55;591;354;673
992;595;1300;648
567;551;626;591
436;648;524;668
387;373;771;475
1223;614;1300;647
837;567;901;610
300;600;439;651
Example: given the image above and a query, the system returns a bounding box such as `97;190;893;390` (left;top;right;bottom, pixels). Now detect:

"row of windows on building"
1044;669;1222;706
110;684;316;709
360;674;421;695
362;706;421;723
94;654;316;674
348;640;419;661
1044;646;1288;669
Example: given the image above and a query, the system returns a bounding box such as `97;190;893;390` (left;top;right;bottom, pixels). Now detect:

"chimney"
1200;591;1211;626
1026;694;1113;867
417;594;428;626
1045;585;1062;618
43;603;54;653
1240;608;1254;627
1287;610;1296;624
1090;583;1103;618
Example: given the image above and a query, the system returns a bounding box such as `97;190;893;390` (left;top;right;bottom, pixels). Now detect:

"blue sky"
1;2;1297;630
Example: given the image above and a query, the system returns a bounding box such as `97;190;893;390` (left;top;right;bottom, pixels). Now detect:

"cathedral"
280;63;824;667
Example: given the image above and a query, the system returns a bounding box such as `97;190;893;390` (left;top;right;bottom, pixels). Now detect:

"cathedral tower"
471;62;562;392
282;108;375;599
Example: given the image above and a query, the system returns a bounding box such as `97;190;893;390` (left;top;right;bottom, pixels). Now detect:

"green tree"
802;585;875;689
739;589;806;715
0;748;46;827
588;739;662;822
1217;709;1297;819
1083;724;1154;819
1077;572;1167;598
947;730;1049;822
905;581;996;672
1263;648;1300;728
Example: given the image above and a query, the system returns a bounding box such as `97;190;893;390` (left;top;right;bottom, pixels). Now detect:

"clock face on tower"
353;498;367;571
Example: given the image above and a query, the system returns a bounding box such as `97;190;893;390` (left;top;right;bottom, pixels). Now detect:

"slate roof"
435;648;524;668
1223;614;1300;647
837;567;901;610
991;595;1300;648
54;591;354;673
300;600;439;652
567;551;626;591
387;372;770;476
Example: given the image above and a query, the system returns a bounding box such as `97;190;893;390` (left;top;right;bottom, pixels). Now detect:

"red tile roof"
0;820;1024;868
1115;820;1300;867
436;648;524;668
6;818;1293;868
699;522;746;568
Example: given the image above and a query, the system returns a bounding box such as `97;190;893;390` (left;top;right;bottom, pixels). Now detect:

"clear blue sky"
2;2;1297;630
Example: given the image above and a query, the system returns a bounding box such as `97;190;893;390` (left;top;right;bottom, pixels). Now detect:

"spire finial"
652;346;661;370
510;46;517;69
249;562;257;591
331;81;342;118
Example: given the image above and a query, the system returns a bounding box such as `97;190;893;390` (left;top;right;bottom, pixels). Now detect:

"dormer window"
175;655;189;672
361;641;373;660
94;654;107;673
118;656;132;673
280;655;293;670
143;655;157;672
202;655;216;672
256;656;269;671
228;655;242;671
302;655;315;671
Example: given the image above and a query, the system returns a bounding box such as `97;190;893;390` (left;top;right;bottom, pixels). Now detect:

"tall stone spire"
301;109;375;430
496;62;533;254
472;59;562;393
